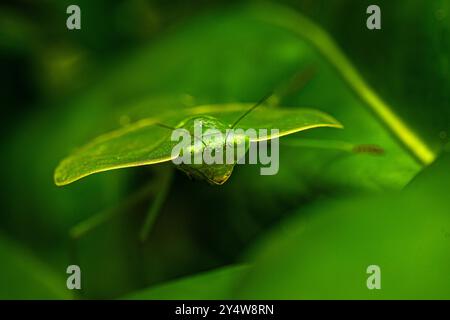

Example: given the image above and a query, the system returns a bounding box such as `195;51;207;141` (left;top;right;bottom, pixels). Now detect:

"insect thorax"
174;116;249;185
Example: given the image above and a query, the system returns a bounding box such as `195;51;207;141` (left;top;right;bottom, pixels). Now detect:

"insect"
54;66;342;187
55;66;375;242
167;115;241;185
55;103;342;186
154;92;275;185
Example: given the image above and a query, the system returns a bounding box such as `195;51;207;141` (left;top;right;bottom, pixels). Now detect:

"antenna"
228;64;317;130
155;122;176;131
155;122;207;147
276;64;316;100
229;91;273;129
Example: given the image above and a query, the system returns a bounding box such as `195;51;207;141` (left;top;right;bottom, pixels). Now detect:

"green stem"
281;138;354;152
282;138;386;155
251;2;436;165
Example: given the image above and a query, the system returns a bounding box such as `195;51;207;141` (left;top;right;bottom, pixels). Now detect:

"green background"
0;0;449;299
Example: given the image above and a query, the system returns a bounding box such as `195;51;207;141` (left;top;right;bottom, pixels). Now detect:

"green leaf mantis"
55;66;348;241
54;65;393;243
54;67;343;187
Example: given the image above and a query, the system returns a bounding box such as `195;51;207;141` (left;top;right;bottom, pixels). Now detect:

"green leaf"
0;234;71;299
123;265;249;300
54;105;341;186
234;153;450;299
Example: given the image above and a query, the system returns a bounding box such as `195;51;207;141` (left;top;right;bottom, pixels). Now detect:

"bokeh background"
1;0;449;299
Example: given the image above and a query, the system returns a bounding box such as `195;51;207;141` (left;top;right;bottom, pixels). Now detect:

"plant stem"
251;2;436;165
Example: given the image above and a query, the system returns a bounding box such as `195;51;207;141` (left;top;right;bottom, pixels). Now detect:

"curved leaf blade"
235;154;450;299
123;265;249;300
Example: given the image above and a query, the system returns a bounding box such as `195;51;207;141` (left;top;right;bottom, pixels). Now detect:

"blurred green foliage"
236;153;450;299
0;0;449;299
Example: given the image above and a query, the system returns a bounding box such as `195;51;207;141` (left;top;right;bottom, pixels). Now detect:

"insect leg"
68;181;156;275
139;166;174;242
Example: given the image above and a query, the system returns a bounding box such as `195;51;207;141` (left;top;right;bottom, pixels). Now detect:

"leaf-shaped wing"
54;104;342;186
